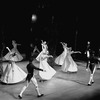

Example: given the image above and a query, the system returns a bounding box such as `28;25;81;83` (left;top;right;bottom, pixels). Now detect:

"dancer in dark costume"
30;43;40;59
85;41;91;70
84;42;98;86
18;57;45;99
87;50;97;86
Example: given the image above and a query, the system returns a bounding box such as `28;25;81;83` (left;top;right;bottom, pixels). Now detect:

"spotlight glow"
32;14;37;21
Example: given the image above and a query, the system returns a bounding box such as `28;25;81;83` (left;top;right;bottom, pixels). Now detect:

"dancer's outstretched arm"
33;65;45;72
73;51;81;54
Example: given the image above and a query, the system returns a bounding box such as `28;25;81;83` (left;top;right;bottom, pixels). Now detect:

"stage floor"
0;61;100;100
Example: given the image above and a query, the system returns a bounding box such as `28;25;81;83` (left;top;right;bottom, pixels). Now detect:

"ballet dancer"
85;41;91;70
18;57;46;99
87;50;97;86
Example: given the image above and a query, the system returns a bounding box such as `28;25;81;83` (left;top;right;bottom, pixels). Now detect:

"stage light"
32;14;37;22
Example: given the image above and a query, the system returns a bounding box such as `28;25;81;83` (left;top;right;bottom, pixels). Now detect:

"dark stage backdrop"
0;1;99;57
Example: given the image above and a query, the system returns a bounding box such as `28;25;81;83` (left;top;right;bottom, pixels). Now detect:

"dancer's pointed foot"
87;83;92;86
37;94;44;97
18;95;22;99
91;81;94;84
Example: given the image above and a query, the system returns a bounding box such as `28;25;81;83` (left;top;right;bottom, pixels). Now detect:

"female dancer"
0;47;27;84
36;40;56;80
61;47;80;73
36;40;48;61
87;50;97;86
55;42;68;65
39;51;56;80
4;40;23;62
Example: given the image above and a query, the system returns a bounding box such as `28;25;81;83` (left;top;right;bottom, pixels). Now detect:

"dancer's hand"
78;51;81;54
49;55;53;58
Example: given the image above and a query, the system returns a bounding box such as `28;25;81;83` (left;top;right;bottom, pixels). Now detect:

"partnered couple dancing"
18;40;56;99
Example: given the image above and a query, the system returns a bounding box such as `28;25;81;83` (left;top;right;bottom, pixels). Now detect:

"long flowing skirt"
61;55;78;72
36;51;42;61
39;59;56;80
0;62;3;78
55;51;67;65
4;49;23;61
0;62;27;84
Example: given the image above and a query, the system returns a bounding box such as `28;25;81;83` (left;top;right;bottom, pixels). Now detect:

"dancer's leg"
88;64;96;85
86;60;90;69
88;74;93;85
91;65;96;83
31;76;41;96
19;81;29;97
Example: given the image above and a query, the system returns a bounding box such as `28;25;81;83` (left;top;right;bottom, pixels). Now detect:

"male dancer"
84;42;97;86
18;57;45;99
85;41;91;70
87;50;97;86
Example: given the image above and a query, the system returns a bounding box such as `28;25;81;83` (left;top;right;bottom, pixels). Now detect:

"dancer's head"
68;47;72;51
87;41;90;45
61;42;67;47
12;40;16;44
30;43;34;47
64;42;67;46
87;41;90;49
12;40;17;47
29;57;34;63
42;43;48;52
41;41;46;47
